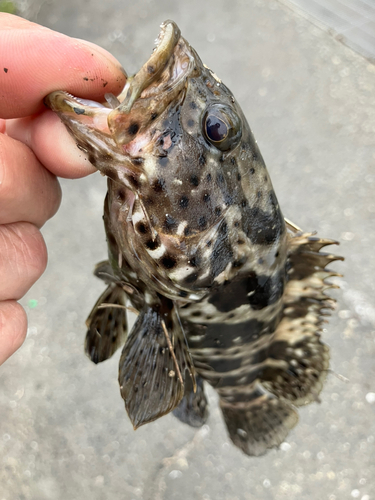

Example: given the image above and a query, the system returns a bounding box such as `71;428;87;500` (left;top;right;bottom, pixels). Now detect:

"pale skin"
0;14;126;365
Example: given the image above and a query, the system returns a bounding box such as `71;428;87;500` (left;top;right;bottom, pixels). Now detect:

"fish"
45;20;342;456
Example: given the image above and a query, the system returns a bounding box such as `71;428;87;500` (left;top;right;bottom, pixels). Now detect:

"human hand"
0;14;126;365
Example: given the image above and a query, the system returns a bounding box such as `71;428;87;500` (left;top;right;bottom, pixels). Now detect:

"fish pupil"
203;105;242;151
206;115;228;142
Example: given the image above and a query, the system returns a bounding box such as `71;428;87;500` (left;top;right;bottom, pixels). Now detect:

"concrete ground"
1;1;374;499
283;0;375;62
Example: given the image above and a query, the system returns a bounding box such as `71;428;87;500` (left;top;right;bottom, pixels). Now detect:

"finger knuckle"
0;223;47;299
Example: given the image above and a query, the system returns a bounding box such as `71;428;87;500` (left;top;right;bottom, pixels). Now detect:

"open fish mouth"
45;20;196;145
115;20;183;113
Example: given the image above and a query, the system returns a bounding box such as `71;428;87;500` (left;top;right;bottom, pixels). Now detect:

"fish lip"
45;20;197;151
44;20;198;173
44;91;112;115
108;22;197;146
115;20;182;114
44;21;185;117
156;19;179;48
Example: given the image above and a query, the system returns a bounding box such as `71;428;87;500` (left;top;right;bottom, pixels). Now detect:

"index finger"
0;14;126;119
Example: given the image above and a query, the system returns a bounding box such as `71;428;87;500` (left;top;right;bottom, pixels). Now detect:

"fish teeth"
155;21;167;49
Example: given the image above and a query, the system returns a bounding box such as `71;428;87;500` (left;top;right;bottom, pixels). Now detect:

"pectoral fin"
85;283;128;364
92;260;117;284
119;304;195;429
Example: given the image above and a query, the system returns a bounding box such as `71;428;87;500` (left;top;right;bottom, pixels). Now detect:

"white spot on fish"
142;157;157;176
146;243;166;259
169;264;195;281
176;221;188;236
132;211;145;225
189;293;202;301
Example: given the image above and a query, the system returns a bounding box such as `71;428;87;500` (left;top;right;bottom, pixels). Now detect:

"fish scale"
45;20;342;457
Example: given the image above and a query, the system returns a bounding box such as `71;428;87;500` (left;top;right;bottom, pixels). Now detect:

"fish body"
46;21;342;456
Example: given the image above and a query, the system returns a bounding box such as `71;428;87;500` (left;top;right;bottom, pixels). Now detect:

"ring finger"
0;222;47;301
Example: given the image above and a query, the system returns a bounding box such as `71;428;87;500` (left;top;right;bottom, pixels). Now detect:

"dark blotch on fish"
128;123;140;135
160;256;177;269
208;270;285;312
152;178;166;192
190;175;199;187
199;154;206;166
198;216;207;229
136;222;148;234
243;205;284;246
116;189;126;202
132;157;144;165
179;196;189;209
145;238;160;250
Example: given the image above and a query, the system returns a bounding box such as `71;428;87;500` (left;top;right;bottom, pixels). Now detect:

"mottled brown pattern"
45;20;342;456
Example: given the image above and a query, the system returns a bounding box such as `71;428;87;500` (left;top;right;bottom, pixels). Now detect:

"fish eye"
203;105;242;151
206;115;228;142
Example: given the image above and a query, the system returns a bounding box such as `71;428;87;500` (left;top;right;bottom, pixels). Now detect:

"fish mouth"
45;20;196;146
116;20;182;114
108;20;196;144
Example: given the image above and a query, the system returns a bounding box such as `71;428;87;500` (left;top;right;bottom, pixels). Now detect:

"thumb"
0;13;126;119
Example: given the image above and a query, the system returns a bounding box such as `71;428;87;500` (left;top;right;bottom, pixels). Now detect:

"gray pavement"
1;1;375;499
283;0;375;62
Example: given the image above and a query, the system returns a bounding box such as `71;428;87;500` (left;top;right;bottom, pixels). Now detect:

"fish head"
46;20;286;295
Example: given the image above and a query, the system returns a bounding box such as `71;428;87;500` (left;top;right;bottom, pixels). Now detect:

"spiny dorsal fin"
261;225;343;406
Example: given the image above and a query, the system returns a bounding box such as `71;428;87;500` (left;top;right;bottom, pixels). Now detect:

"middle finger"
0;132;61;227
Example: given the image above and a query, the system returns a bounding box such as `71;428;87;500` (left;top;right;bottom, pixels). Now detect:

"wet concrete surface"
1;1;374;499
